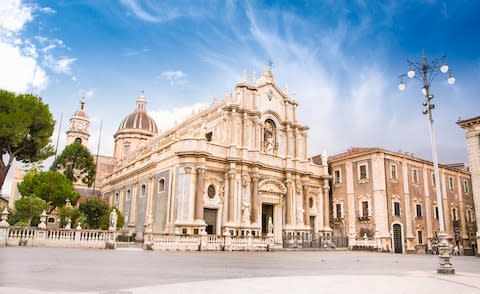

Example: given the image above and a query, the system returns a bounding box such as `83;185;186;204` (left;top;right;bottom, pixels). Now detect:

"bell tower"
66;99;90;146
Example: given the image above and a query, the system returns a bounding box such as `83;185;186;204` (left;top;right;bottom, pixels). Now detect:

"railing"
144;233;274;251
283;234;349;249
2;226;114;249
352;237;378;250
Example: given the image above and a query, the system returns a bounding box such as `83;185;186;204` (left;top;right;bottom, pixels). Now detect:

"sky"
1;0;479;193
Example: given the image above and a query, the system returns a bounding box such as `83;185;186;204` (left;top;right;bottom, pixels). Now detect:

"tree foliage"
50;142;96;187
17;171;80;213
10;195;49;226
79;198;108;229
0;90;55;190
57;205;84;228
100;207;125;230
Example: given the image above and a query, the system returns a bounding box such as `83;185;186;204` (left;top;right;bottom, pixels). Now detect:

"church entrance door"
261;204;274;235
393;224;403;253
204;208;217;235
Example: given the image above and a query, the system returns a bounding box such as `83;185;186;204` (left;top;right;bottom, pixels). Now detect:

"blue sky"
1;0;479;192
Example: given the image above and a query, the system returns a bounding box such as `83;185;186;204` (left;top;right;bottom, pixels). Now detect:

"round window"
207;185;216;199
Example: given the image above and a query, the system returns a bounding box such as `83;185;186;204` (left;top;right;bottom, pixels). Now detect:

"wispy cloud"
150;103;207;132
43;55;76;74
158;70;187;86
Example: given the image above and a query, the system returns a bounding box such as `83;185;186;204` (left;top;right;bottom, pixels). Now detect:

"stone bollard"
0;208;10;246
199;228;208;251
75;223;81;242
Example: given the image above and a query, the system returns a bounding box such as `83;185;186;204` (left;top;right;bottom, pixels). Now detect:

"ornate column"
303;183;310;226
323;183;331;231
285;180;293;225
251;173;259;224
228;169;236;223
195;166;206;221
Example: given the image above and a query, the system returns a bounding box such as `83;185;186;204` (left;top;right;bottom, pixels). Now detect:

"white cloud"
159;70;187;86
43;55;76;74
120;0;161;22
150;103;207;131
0;41;47;92
0;0;32;32
0;1;75;93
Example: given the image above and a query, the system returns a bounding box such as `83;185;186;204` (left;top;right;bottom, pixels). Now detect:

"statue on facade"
109;209;118;231
296;207;304;224
265;134;274;153
267;217;273;236
144;213;153;232
65;217;72;229
242;200;251;225
263;119;276;154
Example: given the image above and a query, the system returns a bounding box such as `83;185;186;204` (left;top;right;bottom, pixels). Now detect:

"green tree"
0;90;55;190
17;171;80;213
79;198;108;229
50;142;96;187
57;205;84;228
10;196;49;226
99;207;125;230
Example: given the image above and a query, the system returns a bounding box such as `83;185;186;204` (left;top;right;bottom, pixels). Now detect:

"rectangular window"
391;164;397;179
448;177;454;190
416;204;422;217
435;206;439;220
467;210;472;222
334;170;341;184
362;201;369;218
359;164;368;180
417;231;423;244
412;169;418;183
394;202;401;216
463;180;469;193
336;203;342;219
432;173;436;187
452;208;457;221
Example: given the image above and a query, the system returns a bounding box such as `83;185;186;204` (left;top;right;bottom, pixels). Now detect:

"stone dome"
117;94;158;134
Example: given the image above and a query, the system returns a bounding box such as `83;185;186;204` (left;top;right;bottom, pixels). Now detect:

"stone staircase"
116;241;144;251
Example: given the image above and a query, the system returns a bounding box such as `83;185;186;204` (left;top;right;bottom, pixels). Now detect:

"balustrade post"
0;208;9;247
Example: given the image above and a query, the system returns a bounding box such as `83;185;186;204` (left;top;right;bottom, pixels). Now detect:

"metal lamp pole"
398;51;456;274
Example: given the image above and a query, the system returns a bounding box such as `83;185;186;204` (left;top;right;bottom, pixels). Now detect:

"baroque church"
89;69;332;244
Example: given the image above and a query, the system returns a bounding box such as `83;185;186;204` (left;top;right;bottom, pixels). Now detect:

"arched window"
263;119;276;153
141;184;146;197
126;189;131;201
75;137;82;144
158;178;165;192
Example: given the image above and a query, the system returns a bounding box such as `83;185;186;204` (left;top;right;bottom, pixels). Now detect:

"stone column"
129;183;137;226
228;169;236;223
303;184;310;226
323;184;330;230
251;173;259;224
195;166;206;221
285;180;293;225
456;174;468;240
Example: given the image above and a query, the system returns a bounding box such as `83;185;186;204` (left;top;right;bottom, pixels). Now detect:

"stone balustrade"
2;226;115;249
144;233;274;251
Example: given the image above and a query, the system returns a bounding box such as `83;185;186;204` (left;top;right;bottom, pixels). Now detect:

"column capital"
196;166;206;173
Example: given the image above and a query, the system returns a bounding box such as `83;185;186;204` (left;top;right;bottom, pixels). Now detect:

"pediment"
259;179;287;195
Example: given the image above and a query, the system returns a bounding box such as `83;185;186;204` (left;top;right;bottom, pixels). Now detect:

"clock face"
76;122;84;130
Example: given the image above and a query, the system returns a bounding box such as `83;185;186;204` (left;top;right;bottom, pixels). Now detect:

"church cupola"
113;92;158;159
66;99;90;146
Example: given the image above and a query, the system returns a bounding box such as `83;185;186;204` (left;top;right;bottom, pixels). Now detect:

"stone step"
116;241;143;248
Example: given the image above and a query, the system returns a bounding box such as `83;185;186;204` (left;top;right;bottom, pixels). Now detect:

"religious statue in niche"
263;119;276;154
242;200;251;225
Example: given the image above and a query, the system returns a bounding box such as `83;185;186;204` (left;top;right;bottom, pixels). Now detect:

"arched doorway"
393;224;403;253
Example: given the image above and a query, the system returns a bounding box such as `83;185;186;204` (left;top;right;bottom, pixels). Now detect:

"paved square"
1;247;479;293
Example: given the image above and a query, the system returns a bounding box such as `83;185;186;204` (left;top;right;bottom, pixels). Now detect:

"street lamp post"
398;51;455;275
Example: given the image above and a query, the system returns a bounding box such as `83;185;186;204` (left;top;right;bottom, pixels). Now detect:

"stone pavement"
1;247;479;293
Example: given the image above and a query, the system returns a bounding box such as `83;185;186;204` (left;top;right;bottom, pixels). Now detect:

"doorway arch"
392;223;403;253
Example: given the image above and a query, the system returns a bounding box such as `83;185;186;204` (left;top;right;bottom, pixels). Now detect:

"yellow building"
321;148;476;254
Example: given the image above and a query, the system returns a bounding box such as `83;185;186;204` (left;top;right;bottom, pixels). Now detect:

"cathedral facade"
101;70;330;244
